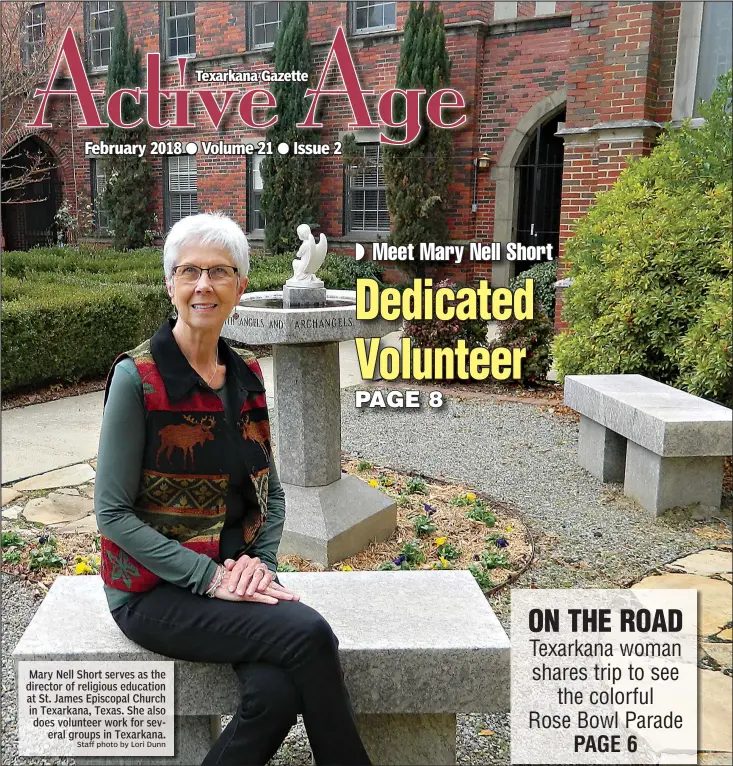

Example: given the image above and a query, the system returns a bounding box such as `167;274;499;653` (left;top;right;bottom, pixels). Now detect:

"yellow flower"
368;479;379;487
439;556;449;568
342;565;354;572
74;555;85;563
75;562;92;575
505;525;513;533
435;537;447;547
466;492;476;501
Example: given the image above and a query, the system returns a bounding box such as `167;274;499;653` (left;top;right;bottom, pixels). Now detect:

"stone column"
578;415;627;483
273;342;341;487
356;713;457;766
624;441;725;516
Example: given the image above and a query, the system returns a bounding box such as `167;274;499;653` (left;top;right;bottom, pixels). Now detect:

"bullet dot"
185;142;198;155
277;142;290;155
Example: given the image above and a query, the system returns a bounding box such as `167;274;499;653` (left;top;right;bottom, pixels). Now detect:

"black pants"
112;583;371;766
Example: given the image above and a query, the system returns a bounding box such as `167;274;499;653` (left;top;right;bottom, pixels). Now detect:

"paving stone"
51;514;99;535
79;484;95;500
632;573;732;637
13;463;95;491
699;670;733;753
23;493;94;526
2;487;22;506
56;488;80;496
716;628;732;641
1;505;22;520
701;642;733;669
668;550;733;577
697;753;733;765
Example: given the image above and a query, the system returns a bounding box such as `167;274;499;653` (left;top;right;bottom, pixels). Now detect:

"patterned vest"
100;330;271;593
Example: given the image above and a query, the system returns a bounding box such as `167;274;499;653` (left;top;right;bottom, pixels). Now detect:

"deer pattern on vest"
157;414;216;469
100;334;271;593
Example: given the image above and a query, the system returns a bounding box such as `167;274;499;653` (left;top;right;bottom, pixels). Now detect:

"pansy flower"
495;537;509;549
423;504;437;516
392;554;406;566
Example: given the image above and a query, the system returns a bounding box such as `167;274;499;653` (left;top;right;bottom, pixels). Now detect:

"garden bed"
1;460;533;597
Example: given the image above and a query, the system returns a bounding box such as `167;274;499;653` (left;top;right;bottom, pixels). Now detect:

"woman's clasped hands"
212;555;300;604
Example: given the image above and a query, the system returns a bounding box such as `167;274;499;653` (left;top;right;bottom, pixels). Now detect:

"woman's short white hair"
163;212;250;281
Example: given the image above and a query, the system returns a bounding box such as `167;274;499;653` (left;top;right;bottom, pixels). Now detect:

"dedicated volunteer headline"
355;278;535;382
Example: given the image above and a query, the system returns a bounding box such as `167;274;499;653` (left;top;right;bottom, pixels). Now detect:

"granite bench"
564;374;732;515
13;571;510;766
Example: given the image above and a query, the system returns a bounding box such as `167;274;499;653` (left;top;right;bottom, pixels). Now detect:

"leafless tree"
1;1;81;202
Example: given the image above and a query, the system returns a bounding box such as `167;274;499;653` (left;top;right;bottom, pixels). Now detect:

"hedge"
1;246;383;392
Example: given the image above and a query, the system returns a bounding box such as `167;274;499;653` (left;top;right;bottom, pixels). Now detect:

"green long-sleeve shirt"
95;356;286;612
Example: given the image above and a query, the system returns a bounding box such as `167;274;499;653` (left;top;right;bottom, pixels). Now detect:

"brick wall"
3;1;684;310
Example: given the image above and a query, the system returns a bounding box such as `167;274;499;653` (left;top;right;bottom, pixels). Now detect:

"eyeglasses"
172;265;239;284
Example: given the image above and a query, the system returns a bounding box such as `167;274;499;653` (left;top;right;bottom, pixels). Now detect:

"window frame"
246;153;267;234
344;141;391;236
85;0;117;73
163;155;198;230
350;1;397;36
161;1;196;61
672;1;732;122
247;1;286;50
90;159;111;235
21;3;46;66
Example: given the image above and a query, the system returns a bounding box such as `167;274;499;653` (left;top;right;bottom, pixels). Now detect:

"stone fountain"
221;225;398;566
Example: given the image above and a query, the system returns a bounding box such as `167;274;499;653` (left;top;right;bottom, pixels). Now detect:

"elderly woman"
95;212;371;766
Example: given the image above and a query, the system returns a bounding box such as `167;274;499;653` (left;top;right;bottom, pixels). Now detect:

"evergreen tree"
383;1;454;277
259;1;318;254
101;4;154;250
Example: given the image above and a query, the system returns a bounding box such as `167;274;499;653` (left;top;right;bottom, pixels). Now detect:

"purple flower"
393;555;406;566
424;504;436;516
38;535;48;544
473;554;480;561
495;537;509;549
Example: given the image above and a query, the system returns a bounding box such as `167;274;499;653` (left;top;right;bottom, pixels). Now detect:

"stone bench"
564;374;732;514
13;571;510;766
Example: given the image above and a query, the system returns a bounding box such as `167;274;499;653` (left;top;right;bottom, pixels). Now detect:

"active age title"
28;27;466;145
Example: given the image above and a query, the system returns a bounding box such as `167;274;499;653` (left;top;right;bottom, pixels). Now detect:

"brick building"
1;1;731;328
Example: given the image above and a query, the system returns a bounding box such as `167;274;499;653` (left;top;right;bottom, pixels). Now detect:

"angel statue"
288;224;328;285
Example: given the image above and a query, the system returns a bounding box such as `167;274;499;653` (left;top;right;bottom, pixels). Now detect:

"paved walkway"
1;335;400;484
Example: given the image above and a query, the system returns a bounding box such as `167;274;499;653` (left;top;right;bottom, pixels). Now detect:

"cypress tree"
101;4;154;250
383;1;454;277
259;1;318;254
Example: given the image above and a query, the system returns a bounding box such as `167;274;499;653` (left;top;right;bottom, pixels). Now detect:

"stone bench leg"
74;714;219;765
578;415;627;482
356;713;456;765
624;441;725;515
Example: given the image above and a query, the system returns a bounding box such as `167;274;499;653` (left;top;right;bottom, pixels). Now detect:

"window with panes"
250;2;285;48
87;1;116;70
21;4;46;66
90;160;111;234
248;154;266;231
347;144;390;233
164;1;196;59
165;156;198;228
352;1;396;33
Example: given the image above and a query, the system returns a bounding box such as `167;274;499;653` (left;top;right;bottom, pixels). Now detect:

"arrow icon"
355;243;365;261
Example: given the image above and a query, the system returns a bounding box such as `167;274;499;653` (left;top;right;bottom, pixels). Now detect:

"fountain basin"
222;289;398;345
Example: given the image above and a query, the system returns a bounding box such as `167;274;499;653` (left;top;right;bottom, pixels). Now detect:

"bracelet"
205;565;224;598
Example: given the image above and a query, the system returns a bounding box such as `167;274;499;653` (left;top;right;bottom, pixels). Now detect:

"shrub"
490;310;554;385
1;284;147;391
1;246;384;392
404;279;489;374
509;260;558;322
552;71;732;406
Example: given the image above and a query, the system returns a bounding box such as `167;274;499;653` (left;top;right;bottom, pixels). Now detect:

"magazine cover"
1;2;731;765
